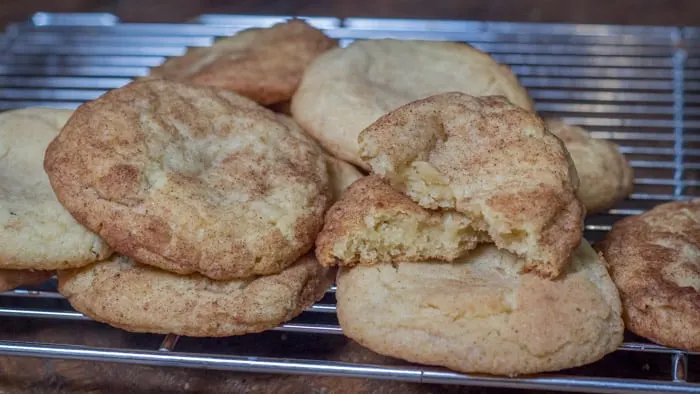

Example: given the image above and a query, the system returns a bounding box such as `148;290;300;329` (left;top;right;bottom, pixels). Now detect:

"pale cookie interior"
44;80;330;280
316;176;487;267
359;93;583;278
597;200;700;351
333;211;485;265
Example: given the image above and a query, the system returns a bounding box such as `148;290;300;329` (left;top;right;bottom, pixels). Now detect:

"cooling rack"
0;12;699;393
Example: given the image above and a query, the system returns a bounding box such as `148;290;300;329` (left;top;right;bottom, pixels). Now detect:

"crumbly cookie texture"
0;108;112;270
337;241;624;376
150;19;338;105
59;254;332;337
359;92;583;278
291;39;534;168
44;79;330;280
545;118;634;215
597;199;700;351
316;176;487;267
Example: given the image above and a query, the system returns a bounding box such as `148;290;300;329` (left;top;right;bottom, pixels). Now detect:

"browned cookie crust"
59;254;332;337
597;199;700;350
44;79;330;280
150;19;338;105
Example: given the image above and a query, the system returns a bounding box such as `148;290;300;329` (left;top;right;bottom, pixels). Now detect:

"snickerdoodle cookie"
360;93;583;278
291;39;534;168
545;118;634;214
336;241;623;376
0;108;112;270
316;176;486;267
597;199;700;350
150;19;338;105
44;79;330;280
59;253;332;337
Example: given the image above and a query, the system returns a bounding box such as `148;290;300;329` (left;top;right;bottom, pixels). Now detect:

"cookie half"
44;79;330;280
545;118;634;215
150;19;338;105
291;39;534;168
316;176;487;267
597;199;700;350
359;93;584;278
337;241;623;376
58;254;332;337
0;108;112;270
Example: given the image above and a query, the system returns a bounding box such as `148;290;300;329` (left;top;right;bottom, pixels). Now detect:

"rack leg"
158;334;180;352
671;351;688;382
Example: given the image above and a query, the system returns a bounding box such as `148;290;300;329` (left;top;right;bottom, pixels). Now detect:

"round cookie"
149;19;338;106
360;92;583;279
291;39;535;168
0;269;53;292
546;119;634;214
58;253;332;337
316;175;487;267
44;79;330;280
0;108;112;270
336;241;624;376
597;200;700;351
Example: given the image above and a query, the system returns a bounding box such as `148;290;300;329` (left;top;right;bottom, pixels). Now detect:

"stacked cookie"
39;77;362;337
0;20;362;337
314;92;625;375
0;19;646;375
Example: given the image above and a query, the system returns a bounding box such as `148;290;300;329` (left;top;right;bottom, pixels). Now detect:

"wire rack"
0;12;699;393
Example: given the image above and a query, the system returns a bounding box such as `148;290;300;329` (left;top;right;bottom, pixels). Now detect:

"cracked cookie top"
291;39;534;169
44;79;330;280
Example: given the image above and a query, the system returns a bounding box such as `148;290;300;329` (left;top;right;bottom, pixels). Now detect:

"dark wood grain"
3;0;700;27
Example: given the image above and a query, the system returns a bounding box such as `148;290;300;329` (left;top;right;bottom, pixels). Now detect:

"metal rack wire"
0;12;699;393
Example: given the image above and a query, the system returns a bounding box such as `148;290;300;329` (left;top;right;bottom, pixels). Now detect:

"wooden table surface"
0;1;697;393
2;0;700;27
